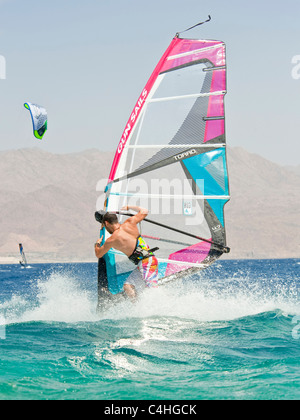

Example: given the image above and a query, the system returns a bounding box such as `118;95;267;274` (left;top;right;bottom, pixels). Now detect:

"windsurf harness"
128;235;159;265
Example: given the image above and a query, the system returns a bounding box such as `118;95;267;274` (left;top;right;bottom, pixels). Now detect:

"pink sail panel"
161;40;225;73
165;241;212;277
204;58;226;143
204;94;225;143
159;38;226;145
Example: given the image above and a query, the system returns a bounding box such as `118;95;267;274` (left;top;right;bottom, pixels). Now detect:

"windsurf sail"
24;102;48;140
98;30;230;296
19;243;28;267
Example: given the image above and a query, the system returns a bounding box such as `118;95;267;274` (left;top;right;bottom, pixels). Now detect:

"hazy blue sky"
0;0;300;165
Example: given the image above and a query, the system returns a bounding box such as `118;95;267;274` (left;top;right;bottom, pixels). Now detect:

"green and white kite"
24;102;48;140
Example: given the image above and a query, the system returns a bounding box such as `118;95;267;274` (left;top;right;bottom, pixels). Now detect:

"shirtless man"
94;205;159;300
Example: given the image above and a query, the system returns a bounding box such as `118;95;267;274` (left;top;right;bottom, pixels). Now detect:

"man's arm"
121;205;148;225
94;236;113;259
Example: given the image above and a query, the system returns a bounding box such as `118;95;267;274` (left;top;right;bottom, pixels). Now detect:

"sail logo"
183;200;193;216
291;55;300;80
130;88;148;123
117;89;148;154
0;55;6;80
174;149;197;161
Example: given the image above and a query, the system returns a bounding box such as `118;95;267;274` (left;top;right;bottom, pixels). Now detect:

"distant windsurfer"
95;206;159;301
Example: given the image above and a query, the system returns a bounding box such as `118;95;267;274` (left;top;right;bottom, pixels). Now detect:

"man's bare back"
94;205;159;300
94;205;148;259
105;220;140;257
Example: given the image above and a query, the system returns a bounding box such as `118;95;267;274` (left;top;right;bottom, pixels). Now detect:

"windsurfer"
95;205;159;301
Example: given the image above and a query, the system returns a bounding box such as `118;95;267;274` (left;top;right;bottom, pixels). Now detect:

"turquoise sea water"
0;259;299;400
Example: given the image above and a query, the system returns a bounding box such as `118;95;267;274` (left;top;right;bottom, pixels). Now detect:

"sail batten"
99;35;230;295
126;144;226;149
148;90;226;103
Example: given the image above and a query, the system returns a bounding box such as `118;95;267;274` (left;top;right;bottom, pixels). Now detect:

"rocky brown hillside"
0;147;299;262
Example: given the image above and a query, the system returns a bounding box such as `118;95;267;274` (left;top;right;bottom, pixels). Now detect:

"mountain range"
0;147;299;263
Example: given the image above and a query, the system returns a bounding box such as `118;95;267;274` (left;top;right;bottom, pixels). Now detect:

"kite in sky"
24;102;48;140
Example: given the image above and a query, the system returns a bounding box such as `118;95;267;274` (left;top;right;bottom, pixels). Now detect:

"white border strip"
110;192;230;200
158;258;208;268
167;43;224;61
109;250;209;269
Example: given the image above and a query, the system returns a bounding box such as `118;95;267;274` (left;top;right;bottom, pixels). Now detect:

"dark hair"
103;213;118;225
